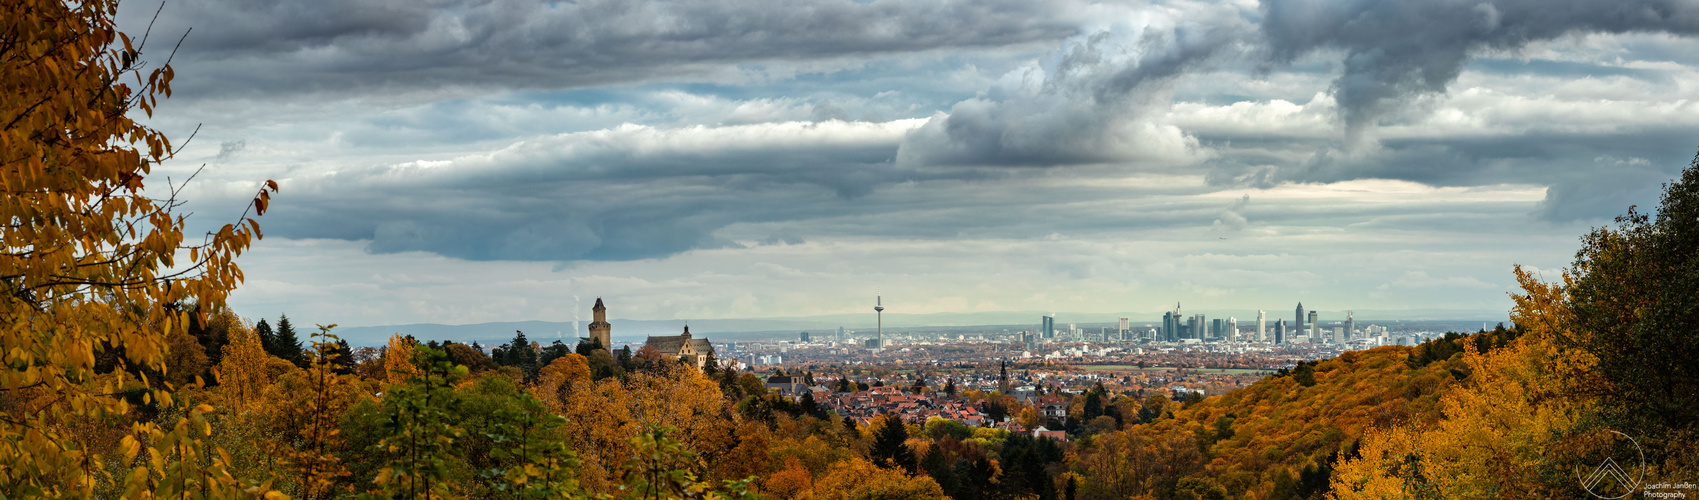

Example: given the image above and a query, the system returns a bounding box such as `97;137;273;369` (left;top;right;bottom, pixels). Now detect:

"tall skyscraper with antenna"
874;296;885;348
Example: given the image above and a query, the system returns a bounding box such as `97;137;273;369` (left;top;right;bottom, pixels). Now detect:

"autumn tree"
216;322;271;412
369;344;467;498
163;323;209;388
812;456;945;500
444;341;495;373
530;353;591;414
384;334;422;385
264;325;367;499
0;0;277;494
1565;151;1699;469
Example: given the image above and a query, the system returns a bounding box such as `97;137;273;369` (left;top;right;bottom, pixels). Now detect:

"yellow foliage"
1018;407;1042;429
383;334;421;385
1330;266;1592;499
0;0;282;493
217;324;272;412
810;456;944;500
164;327;209;388
262;328;371;499
532;353;591;413
557;362;732;493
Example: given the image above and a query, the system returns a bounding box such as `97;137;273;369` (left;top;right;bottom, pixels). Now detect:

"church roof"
645;333;712;356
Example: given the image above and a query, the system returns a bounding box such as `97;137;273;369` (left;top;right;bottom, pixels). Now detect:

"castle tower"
588;297;611;349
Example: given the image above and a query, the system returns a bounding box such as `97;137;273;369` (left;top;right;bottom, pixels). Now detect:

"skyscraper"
1119;317;1130;340
1308;310;1319;341
1162;303;1181;342
1257;310;1266;342
1295;303;1306;341
1042;315;1055;339
1275;319;1285;344
1345;312;1355;341
1228;317;1238;343
1211;318;1223;339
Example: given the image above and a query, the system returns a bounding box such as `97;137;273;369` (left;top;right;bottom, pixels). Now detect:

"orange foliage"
765;456;814;500
532;353;591;413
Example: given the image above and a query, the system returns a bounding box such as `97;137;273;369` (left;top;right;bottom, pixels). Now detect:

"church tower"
588;298;611;349
998;359;1012;394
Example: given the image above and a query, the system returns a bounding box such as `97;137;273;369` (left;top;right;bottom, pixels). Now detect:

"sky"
119;0;1699;327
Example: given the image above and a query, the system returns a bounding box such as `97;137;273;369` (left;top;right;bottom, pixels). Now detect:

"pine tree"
702;351;719;375
495;330;539;376
255;318;276;355
944;379;957;398
273;313;306;367
870;415;917;472
800;391;819;417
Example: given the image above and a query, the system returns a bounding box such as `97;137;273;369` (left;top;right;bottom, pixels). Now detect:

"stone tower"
588;297;611;349
998;359;1012;394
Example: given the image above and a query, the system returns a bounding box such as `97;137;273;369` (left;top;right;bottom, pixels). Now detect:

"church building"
644;325;715;370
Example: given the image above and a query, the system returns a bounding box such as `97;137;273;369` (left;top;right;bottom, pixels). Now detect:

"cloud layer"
123;0;1699;323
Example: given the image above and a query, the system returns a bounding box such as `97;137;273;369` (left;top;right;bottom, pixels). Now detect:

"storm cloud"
1260;0;1699;137
123;0;1087;98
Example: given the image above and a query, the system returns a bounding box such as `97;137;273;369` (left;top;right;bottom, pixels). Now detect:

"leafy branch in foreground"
1;0;278;495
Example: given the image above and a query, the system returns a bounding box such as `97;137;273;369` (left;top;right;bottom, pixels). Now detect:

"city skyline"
120;0;1699;327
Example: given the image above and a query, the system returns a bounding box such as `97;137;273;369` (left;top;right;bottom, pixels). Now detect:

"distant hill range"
329;308;1508;346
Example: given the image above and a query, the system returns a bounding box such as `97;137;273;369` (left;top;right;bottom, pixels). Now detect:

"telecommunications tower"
875;296;885;348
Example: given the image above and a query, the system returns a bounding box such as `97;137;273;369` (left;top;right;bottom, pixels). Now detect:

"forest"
4;0;1696;498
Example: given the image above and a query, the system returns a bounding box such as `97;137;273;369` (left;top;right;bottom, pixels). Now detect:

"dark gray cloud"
251;121;964;261
1259;0;1699;136
1196;123;1699;221
122;0;1084;98
898;5;1253;167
